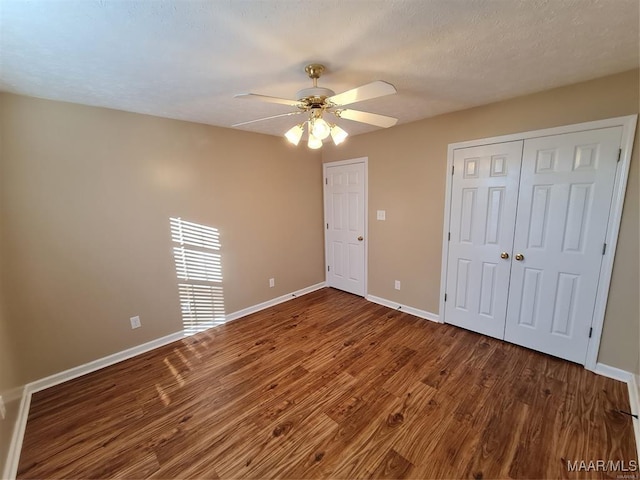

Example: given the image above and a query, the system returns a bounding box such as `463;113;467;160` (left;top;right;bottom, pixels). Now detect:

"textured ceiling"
1;0;638;138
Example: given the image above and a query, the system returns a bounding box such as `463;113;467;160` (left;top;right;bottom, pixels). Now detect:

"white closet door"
445;141;523;339
504;127;622;363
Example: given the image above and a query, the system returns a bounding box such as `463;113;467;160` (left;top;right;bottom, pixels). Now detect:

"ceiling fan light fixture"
330;125;349;145
285;124;304;145
307;132;323;149
311;117;331;140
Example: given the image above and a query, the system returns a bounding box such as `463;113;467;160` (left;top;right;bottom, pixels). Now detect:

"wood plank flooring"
18;288;637;479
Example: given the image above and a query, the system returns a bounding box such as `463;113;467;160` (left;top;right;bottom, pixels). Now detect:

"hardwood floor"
18;288;637;479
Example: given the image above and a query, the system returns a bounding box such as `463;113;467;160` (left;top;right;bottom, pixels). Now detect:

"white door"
504;127;622;363
445;141;523;339
324;161;366;296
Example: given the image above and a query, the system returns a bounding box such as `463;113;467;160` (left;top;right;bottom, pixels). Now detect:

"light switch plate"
377;210;386;220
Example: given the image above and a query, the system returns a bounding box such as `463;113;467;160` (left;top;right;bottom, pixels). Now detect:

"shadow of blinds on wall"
170;217;226;335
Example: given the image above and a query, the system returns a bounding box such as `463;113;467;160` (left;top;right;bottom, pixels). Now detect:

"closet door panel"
445;141;523;339
504;127;622;363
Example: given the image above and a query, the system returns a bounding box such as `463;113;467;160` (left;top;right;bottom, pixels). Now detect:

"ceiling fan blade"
232;111;303;127
336;109;398;128
234;93;302;107
327;81;397;107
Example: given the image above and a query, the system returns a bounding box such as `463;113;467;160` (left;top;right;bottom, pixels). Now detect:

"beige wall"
322;69;640;373
0;93;325;385
0;116;21;474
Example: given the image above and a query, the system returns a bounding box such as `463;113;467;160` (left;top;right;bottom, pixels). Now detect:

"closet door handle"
500;252;509;259
515;253;524;261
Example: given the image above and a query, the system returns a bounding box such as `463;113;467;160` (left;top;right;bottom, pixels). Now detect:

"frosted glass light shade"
311;117;331;140
330;125;349;145
308;133;322;149
284;124;304;145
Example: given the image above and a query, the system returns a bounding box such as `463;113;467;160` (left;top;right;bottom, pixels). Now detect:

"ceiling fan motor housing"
296;87;336;105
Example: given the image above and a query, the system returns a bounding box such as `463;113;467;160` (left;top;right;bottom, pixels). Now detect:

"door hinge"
327;265;330;272
448;232;451;241
589;327;593;338
444;293;447;302
451;165;455;175
326;223;329;230
602;243;607;255
325;178;328;185
617;148;622;162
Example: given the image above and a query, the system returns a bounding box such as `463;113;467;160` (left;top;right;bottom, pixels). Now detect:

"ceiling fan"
233;64;398;149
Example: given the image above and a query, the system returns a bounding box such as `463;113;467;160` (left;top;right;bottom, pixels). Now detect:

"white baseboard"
2;281;326;480
226;282;326;322
366;294;440;323
3;386;29;480
28;331;185;394
628;373;640;463
594;362;634;383
25;282;327;396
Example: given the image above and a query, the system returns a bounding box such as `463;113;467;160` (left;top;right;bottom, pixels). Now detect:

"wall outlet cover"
395;280;401;290
377;210;386;220
269;278;275;288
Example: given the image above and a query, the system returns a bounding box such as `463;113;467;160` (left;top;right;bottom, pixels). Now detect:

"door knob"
500;252;509;259
357;236;364;241
515;253;524;261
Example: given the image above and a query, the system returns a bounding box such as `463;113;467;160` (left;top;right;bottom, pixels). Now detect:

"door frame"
439;115;637;371
323;157;369;297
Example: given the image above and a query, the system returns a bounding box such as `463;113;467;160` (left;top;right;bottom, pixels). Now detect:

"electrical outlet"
377;210;386;220
395;280;401;290
0;395;5;420
269;278;275;288
130;315;141;329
